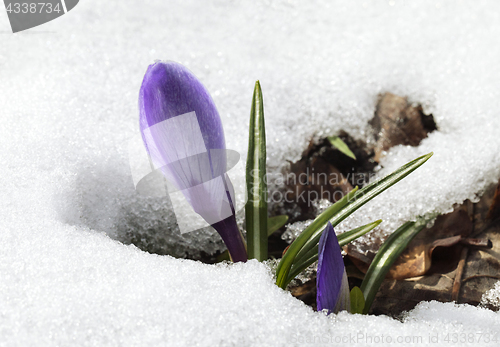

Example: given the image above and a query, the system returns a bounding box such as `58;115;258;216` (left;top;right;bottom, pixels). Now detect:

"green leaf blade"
338;219;382;247
245;81;268;261
294;152;433;266
328;135;356;160
275;188;359;288
275;152;433;289
267;215;288;236
350;286;365;314
216;215;289;263
286;220;381;284
360;217;432;314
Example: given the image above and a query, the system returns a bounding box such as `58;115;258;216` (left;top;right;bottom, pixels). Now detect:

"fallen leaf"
347;204;473;279
370;93;436;162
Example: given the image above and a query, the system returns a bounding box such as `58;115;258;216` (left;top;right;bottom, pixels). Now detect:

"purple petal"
139;61;225;144
139;61;227;176
316;222;351;314
211;213;247;263
139;61;247;262
143;111;214;190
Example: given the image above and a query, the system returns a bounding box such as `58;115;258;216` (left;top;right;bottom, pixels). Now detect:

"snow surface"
2;0;500;345
481;282;500;309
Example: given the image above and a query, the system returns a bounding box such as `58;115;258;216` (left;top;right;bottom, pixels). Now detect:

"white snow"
2;0;500;345
481;282;500;309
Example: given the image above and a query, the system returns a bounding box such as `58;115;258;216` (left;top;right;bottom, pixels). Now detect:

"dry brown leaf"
370;93;436;161
347;204;473;279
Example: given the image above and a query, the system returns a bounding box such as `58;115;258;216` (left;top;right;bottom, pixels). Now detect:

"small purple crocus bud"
316;222;351;314
138;61;247;262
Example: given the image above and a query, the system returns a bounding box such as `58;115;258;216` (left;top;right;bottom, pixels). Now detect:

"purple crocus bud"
139;61;247;262
316;222;351;314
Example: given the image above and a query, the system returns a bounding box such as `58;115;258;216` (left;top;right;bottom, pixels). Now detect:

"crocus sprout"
138;61;247;262
316;222;350;314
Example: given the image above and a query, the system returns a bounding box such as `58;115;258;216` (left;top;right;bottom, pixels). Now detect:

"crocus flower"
316;222;350;313
139;61;247;262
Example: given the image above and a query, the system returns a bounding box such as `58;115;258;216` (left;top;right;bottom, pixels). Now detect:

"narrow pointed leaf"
275;188;358;288
276;152;432;289
338;219;382;247
286;220;381;283
328;135;356;160
245;81;268;261
316;223;350;314
350;286;365;314
267;215;289;236
216;215;289;262
295;152;433;263
360;216;433;314
292;219;382;267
